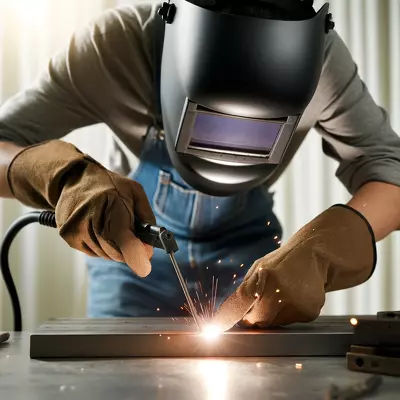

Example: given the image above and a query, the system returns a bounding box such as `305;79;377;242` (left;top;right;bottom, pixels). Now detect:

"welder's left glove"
212;205;376;331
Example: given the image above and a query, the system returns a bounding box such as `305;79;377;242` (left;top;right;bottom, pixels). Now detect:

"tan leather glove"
7;140;156;277
212;205;376;331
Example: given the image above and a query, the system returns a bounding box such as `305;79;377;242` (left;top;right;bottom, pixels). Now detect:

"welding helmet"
157;0;334;196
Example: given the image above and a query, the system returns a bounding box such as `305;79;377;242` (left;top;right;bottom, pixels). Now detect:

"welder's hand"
7;140;156;277
212;205;376;331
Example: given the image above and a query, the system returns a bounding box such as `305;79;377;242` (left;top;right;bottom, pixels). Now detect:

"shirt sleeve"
314;30;400;195
0;7;150;147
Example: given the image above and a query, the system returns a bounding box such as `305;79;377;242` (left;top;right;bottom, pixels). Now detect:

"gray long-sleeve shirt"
0;3;399;195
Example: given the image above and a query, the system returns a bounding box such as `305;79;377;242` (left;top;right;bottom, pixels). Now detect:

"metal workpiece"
2;333;400;400
29;316;357;359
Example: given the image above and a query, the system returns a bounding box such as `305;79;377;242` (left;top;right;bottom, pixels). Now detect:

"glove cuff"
330;204;377;281
7;140;86;210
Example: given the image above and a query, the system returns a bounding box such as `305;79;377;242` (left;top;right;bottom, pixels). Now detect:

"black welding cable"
0;211;56;331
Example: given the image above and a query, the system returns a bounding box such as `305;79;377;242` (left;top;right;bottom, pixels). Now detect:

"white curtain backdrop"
0;0;399;331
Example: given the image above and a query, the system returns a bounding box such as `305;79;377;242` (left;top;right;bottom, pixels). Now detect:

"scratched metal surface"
30;317;355;358
33;316;353;333
1;332;400;400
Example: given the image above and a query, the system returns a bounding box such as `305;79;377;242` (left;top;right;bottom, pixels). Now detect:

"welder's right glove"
212;205;376;331
7;140;156;277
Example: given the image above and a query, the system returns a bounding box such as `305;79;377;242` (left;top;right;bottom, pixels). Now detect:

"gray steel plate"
30;316;358;359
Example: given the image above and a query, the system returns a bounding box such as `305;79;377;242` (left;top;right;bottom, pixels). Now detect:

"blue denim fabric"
86;128;282;318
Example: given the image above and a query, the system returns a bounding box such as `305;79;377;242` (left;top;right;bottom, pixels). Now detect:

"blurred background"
0;0;399;331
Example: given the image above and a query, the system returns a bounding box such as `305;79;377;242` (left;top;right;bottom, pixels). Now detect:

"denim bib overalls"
86;127;282;317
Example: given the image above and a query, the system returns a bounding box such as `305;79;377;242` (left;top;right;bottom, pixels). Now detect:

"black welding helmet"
158;0;334;196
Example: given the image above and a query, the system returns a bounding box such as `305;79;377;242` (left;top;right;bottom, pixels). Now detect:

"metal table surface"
1;332;400;400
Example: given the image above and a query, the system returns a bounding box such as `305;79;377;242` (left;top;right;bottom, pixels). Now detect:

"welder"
0;0;399;331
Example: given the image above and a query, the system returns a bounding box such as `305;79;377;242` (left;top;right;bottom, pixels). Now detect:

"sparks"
276;289;280;293
167;337;170;340
277;241;281;245
350;318;358;326
274;236;278;240
266;221;271;226
218;260;222;264
183;277;220;325
216;206;219;209
156;308;160;311
278;300;282;303
233;274;237;279
240;264;244;268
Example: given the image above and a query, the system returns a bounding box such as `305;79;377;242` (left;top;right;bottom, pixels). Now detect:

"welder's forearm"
347;181;400;241
0;141;24;198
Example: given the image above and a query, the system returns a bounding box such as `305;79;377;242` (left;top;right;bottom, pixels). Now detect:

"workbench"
1;332;400;399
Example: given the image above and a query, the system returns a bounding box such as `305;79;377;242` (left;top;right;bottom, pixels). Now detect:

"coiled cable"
0;211;56;331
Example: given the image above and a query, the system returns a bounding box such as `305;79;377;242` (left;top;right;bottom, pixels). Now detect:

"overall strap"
152;13;166;130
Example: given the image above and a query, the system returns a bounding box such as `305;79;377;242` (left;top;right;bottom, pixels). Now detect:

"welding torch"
133;219;203;331
0;210;203;332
